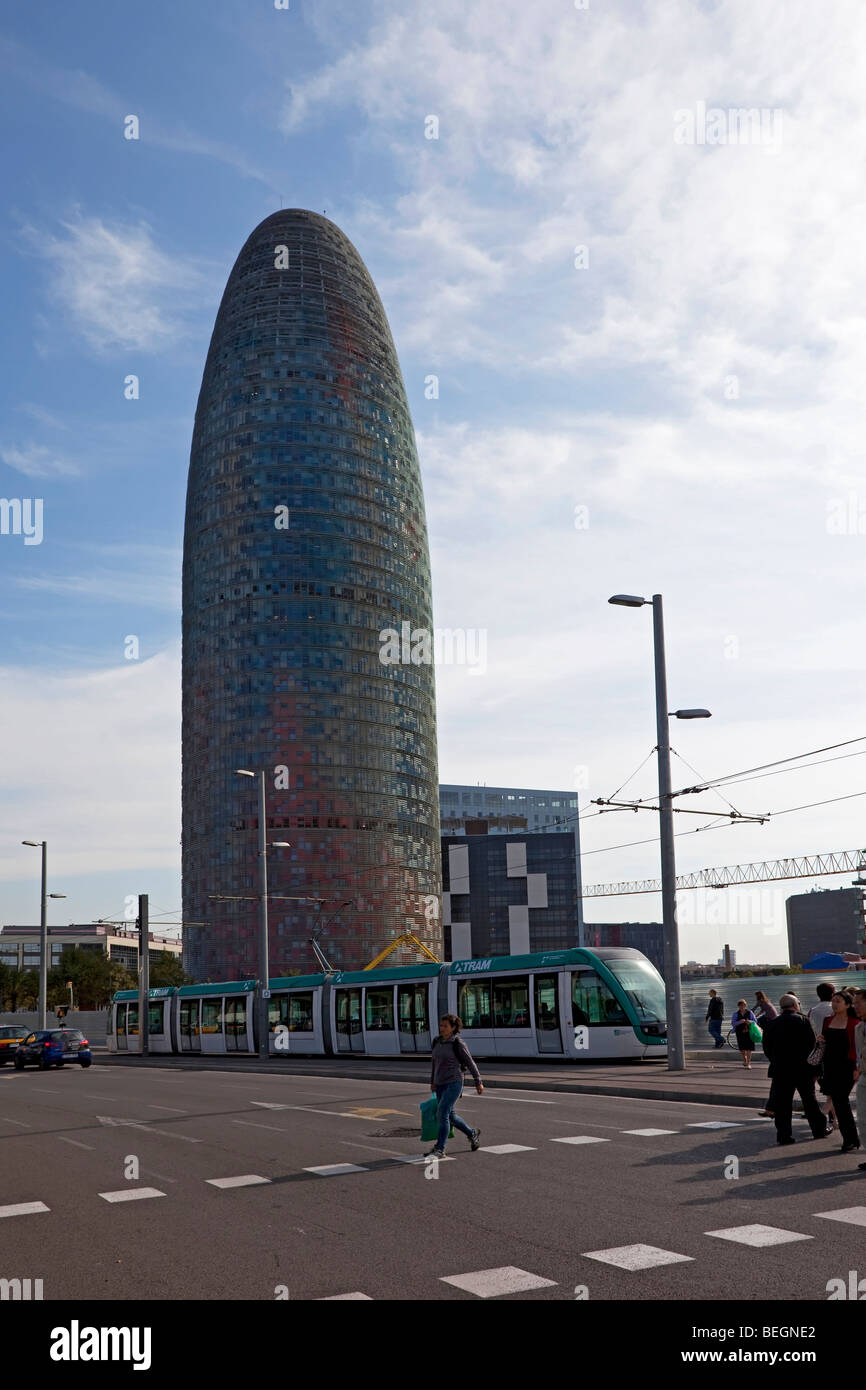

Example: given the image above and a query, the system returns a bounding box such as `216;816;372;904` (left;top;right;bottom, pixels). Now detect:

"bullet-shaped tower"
182;211;440;980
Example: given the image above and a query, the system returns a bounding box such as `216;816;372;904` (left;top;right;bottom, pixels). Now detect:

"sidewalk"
96;1047;786;1110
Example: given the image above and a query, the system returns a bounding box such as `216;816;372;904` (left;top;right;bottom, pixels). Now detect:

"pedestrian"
819;991;861;1154
851;991;866;1172
761;993;830;1146
808;982;838;1133
732;998;758;1069
426;1014;484;1159
706;989;725;1049
754;991;778;1028
755;992;780;1117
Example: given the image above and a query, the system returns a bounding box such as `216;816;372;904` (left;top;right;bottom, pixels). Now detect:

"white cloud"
21;214;212;354
0;650;181;885
0;444;80;478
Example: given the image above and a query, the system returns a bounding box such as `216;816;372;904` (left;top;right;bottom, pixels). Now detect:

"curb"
93;1053;781;1110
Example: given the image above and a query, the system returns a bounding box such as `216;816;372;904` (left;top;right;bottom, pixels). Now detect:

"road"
1;1062;864;1301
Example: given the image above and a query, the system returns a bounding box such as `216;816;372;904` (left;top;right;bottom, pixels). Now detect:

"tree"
148;953;192;988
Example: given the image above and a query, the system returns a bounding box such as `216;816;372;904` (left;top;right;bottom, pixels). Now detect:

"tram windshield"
606;959;666;1024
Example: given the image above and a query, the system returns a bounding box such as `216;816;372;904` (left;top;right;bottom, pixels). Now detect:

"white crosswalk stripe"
206;1175;271;1189
582;1244;693;1271
318;1292;373;1300
440;1267;557;1297
705;1224;812;1246
478;1144;536;1154
622;1128;677;1136
550;1136;609;1145
98;1188;166;1203
0;1201;50;1218
303;1163;368;1177
813;1207;866;1227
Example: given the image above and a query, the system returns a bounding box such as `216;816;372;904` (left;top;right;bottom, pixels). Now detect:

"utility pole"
651;595;685;1072
138;893;149;1058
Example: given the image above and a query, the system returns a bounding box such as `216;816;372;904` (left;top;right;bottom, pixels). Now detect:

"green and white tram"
107;946;667;1061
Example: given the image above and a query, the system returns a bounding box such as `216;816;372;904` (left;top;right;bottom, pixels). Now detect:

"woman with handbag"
425;1014;484;1160
732;999;759;1069
821;990;861;1154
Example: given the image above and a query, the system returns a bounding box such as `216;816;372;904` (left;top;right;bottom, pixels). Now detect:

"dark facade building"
441;825;663;970
786;887;866;968
439;784;578;835
183;210;440;980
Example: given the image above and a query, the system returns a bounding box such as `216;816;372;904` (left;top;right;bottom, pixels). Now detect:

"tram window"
116;1006;126;1036
127;1004;139;1037
365;989;394;1030
287;992;313;1030
492;976;530;1027
201;999;222;1034
572;971;628;1026
535;976;558;1029
147;1003;164;1036
457;980;491;1028
269;997;282;1030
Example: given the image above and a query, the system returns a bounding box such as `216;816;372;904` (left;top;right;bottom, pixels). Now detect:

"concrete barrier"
0;1011;108;1046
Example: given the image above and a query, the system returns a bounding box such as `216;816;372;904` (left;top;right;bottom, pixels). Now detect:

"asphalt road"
1;1062;865;1302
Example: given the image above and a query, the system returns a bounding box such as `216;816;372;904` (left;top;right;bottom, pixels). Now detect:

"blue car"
14;1028;92;1069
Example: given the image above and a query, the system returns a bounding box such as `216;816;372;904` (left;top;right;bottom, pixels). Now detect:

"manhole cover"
368;1127;419;1138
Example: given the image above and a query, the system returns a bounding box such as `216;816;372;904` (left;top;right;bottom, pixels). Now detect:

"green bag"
420;1094;453;1142
748;1021;763;1047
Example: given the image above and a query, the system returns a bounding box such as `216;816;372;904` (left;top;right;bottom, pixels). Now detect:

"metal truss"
583;848;866;897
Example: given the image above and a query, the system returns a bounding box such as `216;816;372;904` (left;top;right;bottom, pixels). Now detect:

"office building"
786;887;866;968
182;210;440;980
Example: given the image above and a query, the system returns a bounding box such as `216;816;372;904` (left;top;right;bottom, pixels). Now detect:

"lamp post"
608;594;711;1072
236;770;290;1057
22;840;66;1028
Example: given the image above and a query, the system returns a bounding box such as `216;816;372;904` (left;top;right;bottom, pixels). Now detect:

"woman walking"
821;990;861;1154
732;999;758;1069
426;1014;484;1159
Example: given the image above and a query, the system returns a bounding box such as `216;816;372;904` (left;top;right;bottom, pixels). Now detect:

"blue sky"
1;0;865;962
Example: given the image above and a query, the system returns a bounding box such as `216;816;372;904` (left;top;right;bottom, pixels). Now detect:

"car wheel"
38;1055;50;1070
55;1060;64;1068
13;1058;24;1070
0;1059;6;1067
80;1059;92;1068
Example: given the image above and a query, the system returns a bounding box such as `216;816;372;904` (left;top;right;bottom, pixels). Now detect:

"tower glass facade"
183;210;440;980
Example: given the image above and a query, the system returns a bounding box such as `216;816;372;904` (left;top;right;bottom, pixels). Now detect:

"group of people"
707;982;866;1161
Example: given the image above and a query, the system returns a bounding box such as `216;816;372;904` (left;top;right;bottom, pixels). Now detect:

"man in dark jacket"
705;989;725;1048
761;994;829;1145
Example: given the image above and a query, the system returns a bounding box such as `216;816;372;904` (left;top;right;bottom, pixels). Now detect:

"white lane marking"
141;1171;178;1184
583;1244;693;1271
94;1115;201;1143
550;1136;608;1145
206;1175;272;1189
392;1154;455;1165
814;1208;866;1226
622;1128;678;1136
147;1105;189;1113
687;1121;744;1129
318;1292;373;1300
251;1102;366;1119
1;1117;31;1127
304;1163;368;1177
0;1201;50;1218
441;1267;557;1298
706;1224;812;1246
99;1188;166;1203
232;1120;287;1134
479;1144;536;1154
338;1141;408;1158
57;1137;94;1150
482;1097;554;1104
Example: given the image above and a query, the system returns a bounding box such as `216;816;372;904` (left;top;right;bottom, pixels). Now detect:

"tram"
107;946;667;1061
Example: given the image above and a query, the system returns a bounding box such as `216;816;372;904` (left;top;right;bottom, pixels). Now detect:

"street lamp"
21;841;66;1029
235;770;291;1056
608;594;711;1072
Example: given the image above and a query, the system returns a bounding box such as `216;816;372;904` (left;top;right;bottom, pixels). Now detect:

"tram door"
180;998;201;1052
225;997;245;1052
534;974;563;1053
116;1004;127;1051
397;984;430;1052
336;989;364;1053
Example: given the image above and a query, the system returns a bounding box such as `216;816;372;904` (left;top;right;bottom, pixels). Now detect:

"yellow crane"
363;931;441;970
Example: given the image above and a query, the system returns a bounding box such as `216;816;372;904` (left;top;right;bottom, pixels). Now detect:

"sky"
1;0;864;964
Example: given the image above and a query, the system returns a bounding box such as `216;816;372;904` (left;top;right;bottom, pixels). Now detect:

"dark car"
14;1028;92;1070
0;1023;31;1064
